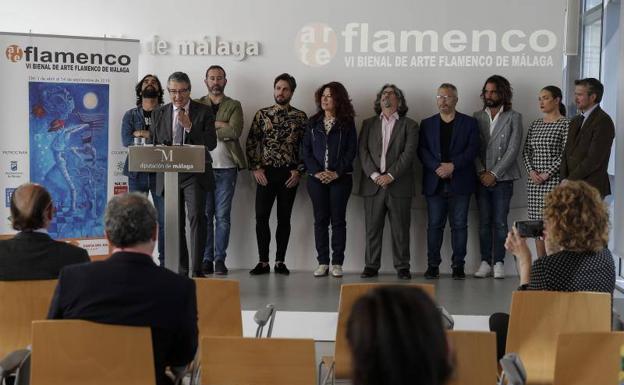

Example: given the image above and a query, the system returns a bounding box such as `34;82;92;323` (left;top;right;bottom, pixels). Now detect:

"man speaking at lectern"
151;71;217;277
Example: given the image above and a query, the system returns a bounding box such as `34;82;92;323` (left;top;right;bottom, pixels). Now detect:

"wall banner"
1;32;139;253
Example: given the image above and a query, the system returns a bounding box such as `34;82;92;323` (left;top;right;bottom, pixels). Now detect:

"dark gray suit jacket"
0;231;89;281
150;100;217;195
560;106;615;197
48;251;198;385
358;115;419;198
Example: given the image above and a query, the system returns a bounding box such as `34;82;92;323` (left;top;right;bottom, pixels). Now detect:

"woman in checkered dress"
522;86;568;257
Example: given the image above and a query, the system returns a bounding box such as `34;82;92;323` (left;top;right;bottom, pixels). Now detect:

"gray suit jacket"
473;109;523;181
358;115;419;197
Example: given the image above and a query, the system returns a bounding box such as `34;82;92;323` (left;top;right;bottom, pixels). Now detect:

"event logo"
295;23;338;67
295;22;558;68
156;148;174;162
4;45;131;72
4;159;23;179
113;182;128;195
5;45;23;62
5;188;16;208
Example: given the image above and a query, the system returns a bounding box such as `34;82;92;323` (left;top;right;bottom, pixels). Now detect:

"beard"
142;86;160;99
209;85;224;95
274;95;292;106
484;98;501;108
382;98;393;109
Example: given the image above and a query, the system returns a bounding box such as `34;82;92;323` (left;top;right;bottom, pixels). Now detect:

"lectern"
128;145;205;272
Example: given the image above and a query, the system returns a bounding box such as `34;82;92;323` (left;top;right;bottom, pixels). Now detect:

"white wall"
0;0;568;273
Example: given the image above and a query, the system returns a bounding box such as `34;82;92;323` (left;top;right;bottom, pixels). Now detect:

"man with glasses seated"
150;71;217;277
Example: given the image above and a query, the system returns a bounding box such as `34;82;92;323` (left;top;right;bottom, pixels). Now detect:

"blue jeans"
204;168;237;262
128;173;165;266
477;181;514;264
425;192;471;268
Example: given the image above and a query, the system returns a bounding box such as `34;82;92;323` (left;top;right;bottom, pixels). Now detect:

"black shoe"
202;260;214;275
274;262;290;275
250;262;270;275
192;271;207;278
424;266;439;279
214;260;228;275
397;268;412;280
360;267;378;278
452;266;466;280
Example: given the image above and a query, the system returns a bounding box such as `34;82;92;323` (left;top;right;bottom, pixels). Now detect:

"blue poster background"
29;82;109;238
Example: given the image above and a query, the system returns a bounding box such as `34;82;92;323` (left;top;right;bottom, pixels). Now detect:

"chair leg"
318;360;335;385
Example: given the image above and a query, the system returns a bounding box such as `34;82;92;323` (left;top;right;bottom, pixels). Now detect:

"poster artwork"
29;82;109;238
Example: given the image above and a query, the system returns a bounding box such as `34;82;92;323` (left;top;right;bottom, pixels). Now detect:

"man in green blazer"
196;65;247;275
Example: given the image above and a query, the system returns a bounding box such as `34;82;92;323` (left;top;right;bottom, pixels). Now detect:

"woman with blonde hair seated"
491;180;615;359
506;180;614;292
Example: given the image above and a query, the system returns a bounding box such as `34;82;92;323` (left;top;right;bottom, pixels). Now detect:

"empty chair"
30;319;155;385
321;283;435;382
200;336;316;385
0;279;57;359
553;332;624;385
446;331;497;385
505;291;611;385
194;278;243;338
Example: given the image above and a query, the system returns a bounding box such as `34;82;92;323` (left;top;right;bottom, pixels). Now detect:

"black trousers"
178;180;207;275
255;167;298;262
307;175;352;265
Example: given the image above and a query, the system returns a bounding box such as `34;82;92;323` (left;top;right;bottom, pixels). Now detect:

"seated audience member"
506;180;614;292
491;180;615;358
347;286;453;385
0;183;89;280
48;193;198;385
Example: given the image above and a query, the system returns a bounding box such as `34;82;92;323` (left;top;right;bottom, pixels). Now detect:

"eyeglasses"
382;90;396;96
436;95;456;101
168;88;190;95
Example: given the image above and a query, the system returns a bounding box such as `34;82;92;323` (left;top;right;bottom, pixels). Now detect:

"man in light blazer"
560;77;614;198
150;71;217;277
359;84;418;280
418;83;480;280
473;75;523;280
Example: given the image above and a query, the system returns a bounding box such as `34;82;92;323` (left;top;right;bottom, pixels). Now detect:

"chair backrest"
553;332;624;385
201;336;316;385
506;291;611;385
0;279;57;358
446;331;497;385
30;320;155;385
194;278;243;338
333;283;435;379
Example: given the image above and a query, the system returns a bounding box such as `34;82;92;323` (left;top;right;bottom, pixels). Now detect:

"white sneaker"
474;261;492;278
331;265;343;277
493;262;505;279
313;264;329;277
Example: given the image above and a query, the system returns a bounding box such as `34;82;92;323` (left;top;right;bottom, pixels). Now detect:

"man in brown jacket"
560;78;615;198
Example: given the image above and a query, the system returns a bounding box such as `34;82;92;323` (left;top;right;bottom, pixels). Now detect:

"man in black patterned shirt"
246;73;308;275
